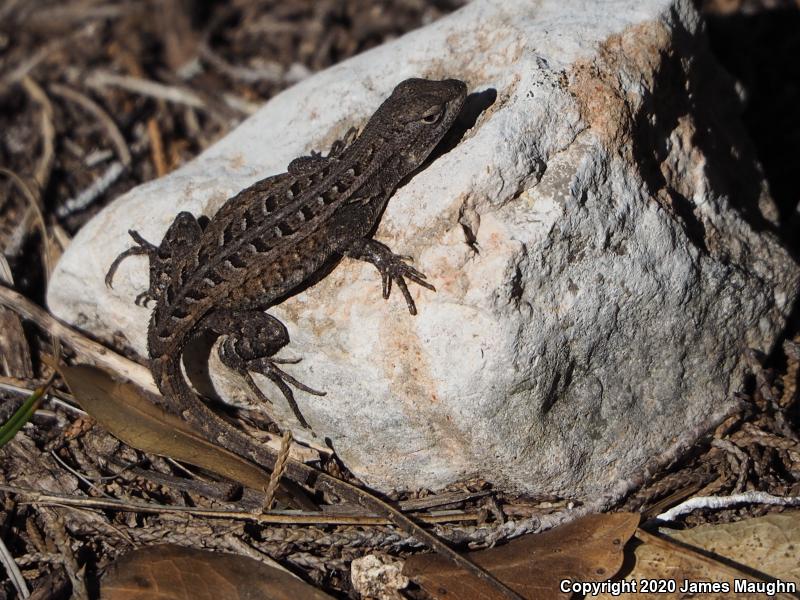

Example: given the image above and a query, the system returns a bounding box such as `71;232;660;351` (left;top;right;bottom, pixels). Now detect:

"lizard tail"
150;352;276;468
150;352;319;509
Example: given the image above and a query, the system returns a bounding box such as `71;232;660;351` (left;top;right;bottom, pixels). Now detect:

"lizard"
106;77;466;445
104;78;527;600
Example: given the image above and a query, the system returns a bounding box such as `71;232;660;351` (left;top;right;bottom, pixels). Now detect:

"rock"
48;0;799;499
350;554;409;600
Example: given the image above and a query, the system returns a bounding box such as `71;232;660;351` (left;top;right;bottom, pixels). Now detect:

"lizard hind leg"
200;309;324;429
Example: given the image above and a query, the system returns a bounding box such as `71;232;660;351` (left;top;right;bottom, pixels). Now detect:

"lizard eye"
420;107;444;124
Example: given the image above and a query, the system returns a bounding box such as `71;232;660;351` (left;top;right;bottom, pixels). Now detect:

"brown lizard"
106;78;526;600
107;77;466;429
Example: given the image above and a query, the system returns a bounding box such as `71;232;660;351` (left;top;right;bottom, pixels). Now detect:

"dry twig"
0;484;481;527
0;534;29;599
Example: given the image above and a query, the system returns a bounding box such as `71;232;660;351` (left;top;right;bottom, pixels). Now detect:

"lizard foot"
344;238;436;315
105;230;157;289
208;311;325;430
236;357;324;430
376;253;436;316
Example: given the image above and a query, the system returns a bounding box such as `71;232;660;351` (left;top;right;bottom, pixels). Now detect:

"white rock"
350;554;409;600
48;0;799;499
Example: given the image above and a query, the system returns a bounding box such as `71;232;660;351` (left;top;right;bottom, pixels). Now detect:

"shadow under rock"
631;5;779;255
705;8;800;256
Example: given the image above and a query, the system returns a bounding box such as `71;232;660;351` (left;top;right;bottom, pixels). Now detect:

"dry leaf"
404;512;639;600
596;512;800;600
100;544;334;599
59;363;271;493
671;512;800;585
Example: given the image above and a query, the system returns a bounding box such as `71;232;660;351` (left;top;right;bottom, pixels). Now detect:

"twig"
14;552;65;567
262;429;292;512
0;254;33;378
0;284;155;392
49;83;132;166
55;161;125;218
85;70;206;109
0;534;29;599
656;491;800;522
1;39;63;88
39;508;87;600
198;42;285;84
0;484;481;526
49;451;109;497
0;169;40;259
147;118;168;176
24;3;128;26
221;94;260;116
0;168;51;278
21;77;55;191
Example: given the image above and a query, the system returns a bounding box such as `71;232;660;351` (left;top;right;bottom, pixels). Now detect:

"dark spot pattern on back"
322;188;339;204
184;287;206;302
299;205;315;221
252;237;271;253
264;195;278;213
228;254;247;269
222;223;235;245
251;238;272;254
277;221;294;236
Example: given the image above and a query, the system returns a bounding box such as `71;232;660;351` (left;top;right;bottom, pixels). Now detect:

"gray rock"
48;0;799;499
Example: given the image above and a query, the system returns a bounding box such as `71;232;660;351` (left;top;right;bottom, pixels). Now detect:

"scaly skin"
107;78;466;433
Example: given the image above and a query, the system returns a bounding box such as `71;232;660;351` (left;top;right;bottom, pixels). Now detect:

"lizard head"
366;77;467;173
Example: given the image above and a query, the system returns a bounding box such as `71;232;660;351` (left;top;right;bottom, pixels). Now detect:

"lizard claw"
376;255;436;315
269;355;303;365
105;229;158;289
242;357;325;430
134;291;155;307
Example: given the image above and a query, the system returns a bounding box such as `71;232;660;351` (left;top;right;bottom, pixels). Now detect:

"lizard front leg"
343;238;435;315
197;309;324;429
105;211;203;306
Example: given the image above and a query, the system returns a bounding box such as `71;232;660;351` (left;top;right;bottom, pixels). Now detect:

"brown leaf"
403;512;639;600
59;363;271;493
598;512;800;600
670;511;800;585
100;544;334;600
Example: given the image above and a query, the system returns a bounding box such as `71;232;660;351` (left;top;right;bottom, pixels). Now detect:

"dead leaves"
59;363;272;493
403;511;800;600
598;512;800;600
100;544;334;600
404;513;639;600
